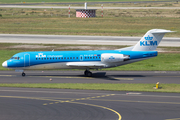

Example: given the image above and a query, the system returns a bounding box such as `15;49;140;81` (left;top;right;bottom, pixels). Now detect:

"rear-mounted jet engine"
101;53;130;63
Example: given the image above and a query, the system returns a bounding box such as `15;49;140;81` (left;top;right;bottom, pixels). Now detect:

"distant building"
76;2;96;18
76;9;96;18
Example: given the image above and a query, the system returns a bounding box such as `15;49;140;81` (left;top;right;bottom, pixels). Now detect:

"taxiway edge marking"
68;101;122;120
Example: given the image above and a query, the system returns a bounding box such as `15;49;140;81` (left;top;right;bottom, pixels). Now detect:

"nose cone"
2;61;7;68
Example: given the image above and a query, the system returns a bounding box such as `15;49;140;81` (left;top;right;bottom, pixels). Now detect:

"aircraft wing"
66;62;106;68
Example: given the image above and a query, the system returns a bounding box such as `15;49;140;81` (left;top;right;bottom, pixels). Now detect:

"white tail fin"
132;29;174;51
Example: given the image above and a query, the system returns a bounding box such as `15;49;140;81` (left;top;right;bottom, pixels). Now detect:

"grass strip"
0;83;180;93
0;9;179;37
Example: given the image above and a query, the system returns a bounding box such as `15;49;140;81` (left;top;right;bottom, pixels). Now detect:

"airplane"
2;29;173;77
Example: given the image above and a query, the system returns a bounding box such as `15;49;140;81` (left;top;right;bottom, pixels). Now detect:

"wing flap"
66;62;106;67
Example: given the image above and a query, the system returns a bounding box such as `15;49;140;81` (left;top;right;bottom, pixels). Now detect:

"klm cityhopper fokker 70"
2;29;173;77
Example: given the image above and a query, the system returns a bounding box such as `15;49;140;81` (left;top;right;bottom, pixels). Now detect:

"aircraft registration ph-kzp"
2;29;174;77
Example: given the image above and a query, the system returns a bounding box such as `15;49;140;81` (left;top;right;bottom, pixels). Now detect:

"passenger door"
24;54;30;67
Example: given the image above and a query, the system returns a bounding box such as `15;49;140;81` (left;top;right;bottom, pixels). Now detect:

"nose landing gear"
84;70;92;77
15;70;26;77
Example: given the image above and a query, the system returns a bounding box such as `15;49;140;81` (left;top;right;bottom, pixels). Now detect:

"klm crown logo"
140;35;157;46
36;53;46;58
144;35;153;40
109;56;115;60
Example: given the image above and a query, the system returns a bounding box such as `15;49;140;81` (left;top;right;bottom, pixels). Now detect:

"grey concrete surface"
0;34;179;46
0;0;178;5
0;87;180;120
1;5;180;9
0;70;180;84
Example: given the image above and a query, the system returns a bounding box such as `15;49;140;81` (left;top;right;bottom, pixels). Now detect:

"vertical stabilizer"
132;29;174;51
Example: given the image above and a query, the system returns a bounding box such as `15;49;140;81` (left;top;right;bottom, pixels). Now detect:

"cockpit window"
11;57;20;60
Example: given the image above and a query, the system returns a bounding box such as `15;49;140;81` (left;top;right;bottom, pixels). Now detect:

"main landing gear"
84;70;92;77
22;72;26;77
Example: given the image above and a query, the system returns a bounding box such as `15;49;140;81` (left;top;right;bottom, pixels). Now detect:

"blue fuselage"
5;50;157;70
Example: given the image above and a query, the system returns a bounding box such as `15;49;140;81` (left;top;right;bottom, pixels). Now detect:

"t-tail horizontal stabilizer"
132;29;174;51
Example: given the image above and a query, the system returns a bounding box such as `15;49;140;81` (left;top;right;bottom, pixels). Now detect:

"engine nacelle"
101;53;129;63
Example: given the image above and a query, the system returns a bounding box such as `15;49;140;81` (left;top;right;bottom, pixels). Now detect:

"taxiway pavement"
1;6;180;9
0;34;180;46
0;87;180;120
0;70;180;84
0;0;177;5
